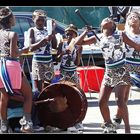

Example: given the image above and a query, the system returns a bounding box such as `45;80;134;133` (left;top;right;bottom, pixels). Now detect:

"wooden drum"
36;81;88;129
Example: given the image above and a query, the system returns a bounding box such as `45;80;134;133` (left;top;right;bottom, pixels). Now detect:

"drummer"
57;24;82;86
56;24;84;132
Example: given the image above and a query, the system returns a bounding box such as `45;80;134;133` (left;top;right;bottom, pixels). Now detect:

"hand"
85;25;93;32
52;19;57;31
65;49;71;54
44;34;53;43
121;32;128;43
20;47;29;54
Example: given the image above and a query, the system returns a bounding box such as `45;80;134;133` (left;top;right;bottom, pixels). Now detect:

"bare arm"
81;36;97;45
28;28;52;52
51;30;57;49
122;32;140;51
9;32;27;57
75;29;97;46
56;42;63;62
74;45;83;66
51;19;57;49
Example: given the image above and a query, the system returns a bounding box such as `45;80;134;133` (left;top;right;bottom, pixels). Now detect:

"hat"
65;24;78;36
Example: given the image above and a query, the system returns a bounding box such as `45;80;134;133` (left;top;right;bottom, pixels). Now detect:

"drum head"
36;82;87;129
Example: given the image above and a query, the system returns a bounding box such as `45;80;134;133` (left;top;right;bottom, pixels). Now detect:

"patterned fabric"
125;61;140;75
31;27;52;55
60;69;79;87
29;26;55;81
125;32;140;74
125;33;140;59
33;54;52;63
60;41;78;71
102;65;131;87
32;61;54;81
99;32;131;87
99;31;126;67
0;29;10;57
60;41;80;86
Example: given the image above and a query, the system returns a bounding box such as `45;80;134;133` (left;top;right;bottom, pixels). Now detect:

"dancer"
0;7;33;133
74;17;134;133
113;11;140;130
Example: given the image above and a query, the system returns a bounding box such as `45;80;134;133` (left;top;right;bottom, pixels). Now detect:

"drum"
36;81;88;129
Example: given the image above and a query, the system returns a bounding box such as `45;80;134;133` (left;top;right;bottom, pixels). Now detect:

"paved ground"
82;86;140;134
48;85;140;134
1;86;140;134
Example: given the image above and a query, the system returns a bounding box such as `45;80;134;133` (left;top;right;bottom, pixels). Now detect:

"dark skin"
28;16;57;92
114;12;140;130
0;13;32;122
97;26;131;132
74;21;133;133
57;30;82;66
99;19;140;134
99;84;131;133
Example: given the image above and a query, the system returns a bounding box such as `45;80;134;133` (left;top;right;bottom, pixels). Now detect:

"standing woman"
0;7;33;133
107;11;140;130
28;9;57;94
114;11;140;131
27;9;57;129
74;18;133;133
124;11;140;75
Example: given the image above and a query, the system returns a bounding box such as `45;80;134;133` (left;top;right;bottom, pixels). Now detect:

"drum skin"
36;81;88;129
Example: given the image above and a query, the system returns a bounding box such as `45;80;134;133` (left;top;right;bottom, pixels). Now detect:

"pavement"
1;86;140;134
82;85;140;134
46;85;140;134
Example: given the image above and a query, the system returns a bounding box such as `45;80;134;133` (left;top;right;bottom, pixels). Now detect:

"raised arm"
51;19;57;49
74;28;97;46
122;32;140;51
28;28;53;52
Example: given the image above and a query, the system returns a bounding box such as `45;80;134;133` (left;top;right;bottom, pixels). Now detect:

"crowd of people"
0;6;140;134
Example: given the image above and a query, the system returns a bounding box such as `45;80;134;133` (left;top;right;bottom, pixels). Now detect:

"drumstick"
34;98;54;104
75;9;100;41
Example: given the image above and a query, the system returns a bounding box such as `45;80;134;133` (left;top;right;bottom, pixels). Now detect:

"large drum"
36;81;88;129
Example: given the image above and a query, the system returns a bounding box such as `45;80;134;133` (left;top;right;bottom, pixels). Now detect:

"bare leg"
20;74;32;115
0;89;9;121
99;84;113;124
115;85;131;133
114;86;130;120
0;89;9;133
33;80;43;92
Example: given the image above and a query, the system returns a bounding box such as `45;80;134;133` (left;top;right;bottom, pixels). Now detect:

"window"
12;16;34;37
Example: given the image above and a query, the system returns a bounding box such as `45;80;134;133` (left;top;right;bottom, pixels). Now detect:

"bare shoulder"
28;27;34;33
8;31;18;40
